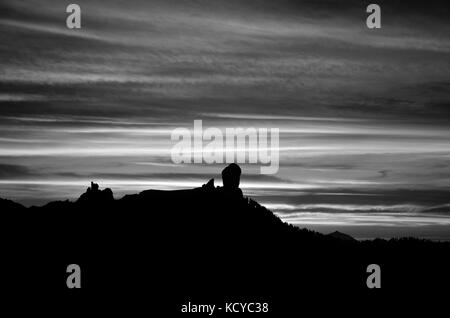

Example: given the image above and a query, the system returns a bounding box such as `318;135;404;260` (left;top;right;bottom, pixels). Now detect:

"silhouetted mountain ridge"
0;197;25;211
1;174;450;295
1;181;447;245
1;182;360;245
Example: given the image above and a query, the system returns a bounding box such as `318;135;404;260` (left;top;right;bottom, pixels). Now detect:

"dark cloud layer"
0;164;33;178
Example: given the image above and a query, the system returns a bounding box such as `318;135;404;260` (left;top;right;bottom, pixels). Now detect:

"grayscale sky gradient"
1;0;450;239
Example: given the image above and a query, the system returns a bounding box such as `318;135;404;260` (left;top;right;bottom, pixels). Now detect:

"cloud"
0;0;449;241
0;164;34;179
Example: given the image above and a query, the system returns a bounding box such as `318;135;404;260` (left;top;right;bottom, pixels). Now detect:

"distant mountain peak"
327;231;356;241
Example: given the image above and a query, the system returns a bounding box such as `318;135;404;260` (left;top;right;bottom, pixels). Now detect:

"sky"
1;0;450;240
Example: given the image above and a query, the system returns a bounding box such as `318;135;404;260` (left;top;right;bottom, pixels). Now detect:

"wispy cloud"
0;0;450;239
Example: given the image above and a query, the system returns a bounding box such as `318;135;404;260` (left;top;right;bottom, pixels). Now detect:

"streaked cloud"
0;0;449;239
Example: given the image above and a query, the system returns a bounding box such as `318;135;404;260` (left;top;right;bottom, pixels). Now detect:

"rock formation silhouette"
77;181;114;204
220;163;243;198
222;163;241;188
200;163;243;198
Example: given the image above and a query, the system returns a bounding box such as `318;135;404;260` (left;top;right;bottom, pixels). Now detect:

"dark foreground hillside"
1;177;449;313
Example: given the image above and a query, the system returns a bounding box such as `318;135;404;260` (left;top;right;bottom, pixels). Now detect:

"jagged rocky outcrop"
77;182;114;204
